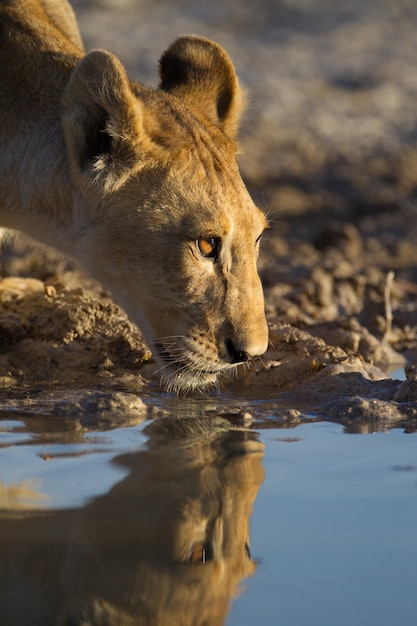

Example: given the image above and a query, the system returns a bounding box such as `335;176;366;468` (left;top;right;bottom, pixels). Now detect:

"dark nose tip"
225;339;250;364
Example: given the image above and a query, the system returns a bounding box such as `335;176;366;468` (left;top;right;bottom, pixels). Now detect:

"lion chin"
163;369;221;395
153;342;236;394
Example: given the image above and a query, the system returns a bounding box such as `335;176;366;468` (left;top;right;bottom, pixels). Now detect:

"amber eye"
196;236;221;259
188;541;214;564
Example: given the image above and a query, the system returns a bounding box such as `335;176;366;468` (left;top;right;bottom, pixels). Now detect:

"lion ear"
62;50;151;195
158;36;245;141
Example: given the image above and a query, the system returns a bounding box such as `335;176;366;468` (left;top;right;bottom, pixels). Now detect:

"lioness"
0;0;269;393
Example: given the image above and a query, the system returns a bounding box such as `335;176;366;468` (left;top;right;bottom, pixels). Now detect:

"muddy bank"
0;267;416;431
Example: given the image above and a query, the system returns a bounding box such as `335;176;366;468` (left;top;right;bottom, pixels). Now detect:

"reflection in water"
0;417;264;626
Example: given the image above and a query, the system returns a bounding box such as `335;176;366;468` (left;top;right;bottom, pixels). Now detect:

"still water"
1;390;416;626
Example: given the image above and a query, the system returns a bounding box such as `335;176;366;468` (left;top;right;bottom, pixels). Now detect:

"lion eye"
188;541;214;564
197;237;221;259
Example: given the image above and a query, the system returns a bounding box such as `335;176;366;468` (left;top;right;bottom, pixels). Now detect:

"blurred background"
72;0;417;220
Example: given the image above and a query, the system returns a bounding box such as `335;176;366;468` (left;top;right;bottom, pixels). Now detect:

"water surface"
1;392;416;625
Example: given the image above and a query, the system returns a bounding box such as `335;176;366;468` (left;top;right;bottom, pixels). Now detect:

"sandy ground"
1;0;417;429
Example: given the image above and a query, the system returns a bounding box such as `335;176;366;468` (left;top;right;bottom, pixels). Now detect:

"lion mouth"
153;342;229;392
155;343;221;375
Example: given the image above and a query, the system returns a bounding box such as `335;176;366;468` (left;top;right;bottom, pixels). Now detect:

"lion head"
62;36;269;392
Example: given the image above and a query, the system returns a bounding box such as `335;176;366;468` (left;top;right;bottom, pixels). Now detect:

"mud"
1;0;416;429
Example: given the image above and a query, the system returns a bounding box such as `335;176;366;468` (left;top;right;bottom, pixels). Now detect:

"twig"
382;270;395;343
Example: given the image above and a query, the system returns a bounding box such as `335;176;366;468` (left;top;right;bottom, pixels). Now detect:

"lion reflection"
0;417;264;625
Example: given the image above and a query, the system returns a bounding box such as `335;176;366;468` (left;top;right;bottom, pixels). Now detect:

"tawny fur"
0;0;268;393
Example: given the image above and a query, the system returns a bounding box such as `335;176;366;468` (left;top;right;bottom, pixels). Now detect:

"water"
1;393;416;625
229;422;417;626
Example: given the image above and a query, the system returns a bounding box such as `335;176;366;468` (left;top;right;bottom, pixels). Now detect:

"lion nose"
225;339;251;364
